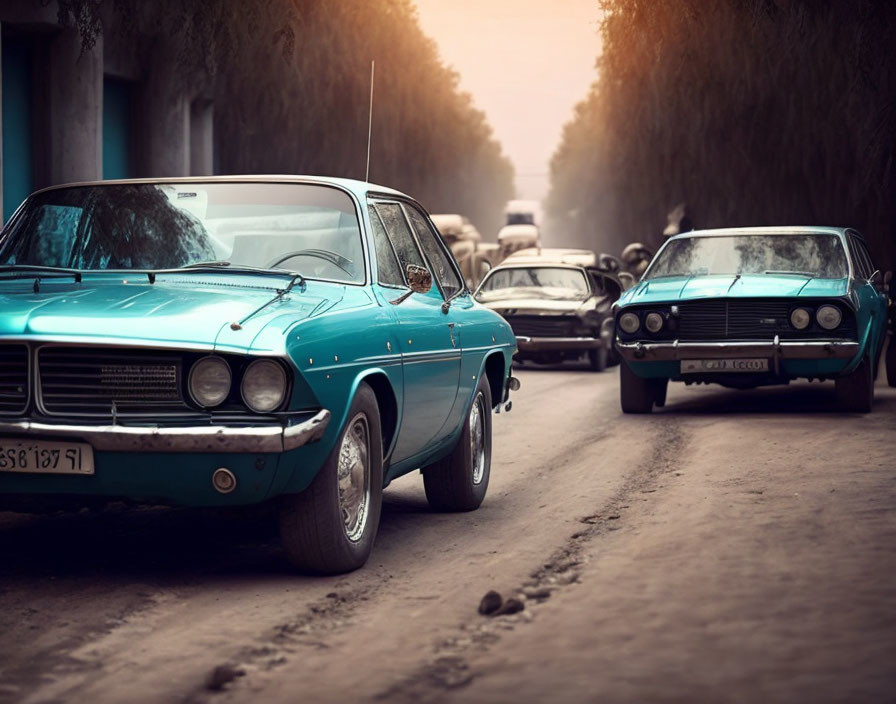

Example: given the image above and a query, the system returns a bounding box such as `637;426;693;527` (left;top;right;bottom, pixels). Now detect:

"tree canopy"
547;0;896;269
61;0;514;235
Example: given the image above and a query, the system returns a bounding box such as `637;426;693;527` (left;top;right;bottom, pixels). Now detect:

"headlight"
816;305;842;330
619;312;640;334
241;359;288;412
790;307;811;330
189;356;231;408
645;312;664;333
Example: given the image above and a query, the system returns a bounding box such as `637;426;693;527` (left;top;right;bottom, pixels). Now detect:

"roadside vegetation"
548;0;896;268
56;0;514;235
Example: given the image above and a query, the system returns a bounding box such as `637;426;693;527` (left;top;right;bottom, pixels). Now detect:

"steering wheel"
267;249;354;276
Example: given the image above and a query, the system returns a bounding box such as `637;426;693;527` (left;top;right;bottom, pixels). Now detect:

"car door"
371;201;461;463
848;233;888;358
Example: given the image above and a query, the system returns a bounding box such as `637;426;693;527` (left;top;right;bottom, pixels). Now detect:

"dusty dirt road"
1;365;894;703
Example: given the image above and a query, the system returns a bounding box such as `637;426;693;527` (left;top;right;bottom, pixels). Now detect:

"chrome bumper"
616;337;858;372
516;336;602;352
0;409;330;453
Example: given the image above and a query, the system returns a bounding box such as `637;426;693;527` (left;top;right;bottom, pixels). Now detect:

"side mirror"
390;264;432;305
406;264;432;294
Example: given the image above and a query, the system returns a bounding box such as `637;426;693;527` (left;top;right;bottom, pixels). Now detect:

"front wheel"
423;376;492;511
620;362;659;414
279;383;384;573
835;356;874;413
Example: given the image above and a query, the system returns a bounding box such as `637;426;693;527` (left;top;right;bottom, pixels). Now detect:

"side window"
367;205;404;287
403;204;463;299
374;203;425;278
855;238;875;279
848;236;871;279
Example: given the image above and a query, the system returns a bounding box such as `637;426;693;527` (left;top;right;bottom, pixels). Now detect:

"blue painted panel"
2;40;34;222
102;77;133;179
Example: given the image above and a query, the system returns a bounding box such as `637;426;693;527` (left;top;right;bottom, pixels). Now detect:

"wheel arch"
353;370;400;461
482;351;508;409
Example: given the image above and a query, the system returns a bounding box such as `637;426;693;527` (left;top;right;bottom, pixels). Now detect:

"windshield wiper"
763;270;815;277
179;260;232;268
146;263;304;285
0;264;83;291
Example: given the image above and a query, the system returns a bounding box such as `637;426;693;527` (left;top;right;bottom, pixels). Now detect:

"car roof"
506;247;597;266
669;226;854;239
26;175;410;201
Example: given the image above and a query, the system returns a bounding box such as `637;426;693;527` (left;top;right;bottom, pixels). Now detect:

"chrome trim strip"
516;336;601;351
615;339;859;363
0;409;330;453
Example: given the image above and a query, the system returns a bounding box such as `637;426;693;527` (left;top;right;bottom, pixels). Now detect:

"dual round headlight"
241;359;288;412
790;305;842;331
619;312;640;334
188;356;232;408
644;312;664;333
816;304;842;330
188;356;287;412
790;308;811;330
619;311;664;334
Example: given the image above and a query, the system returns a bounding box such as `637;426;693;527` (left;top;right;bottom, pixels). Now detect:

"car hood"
0;274;345;353
620;274;849;306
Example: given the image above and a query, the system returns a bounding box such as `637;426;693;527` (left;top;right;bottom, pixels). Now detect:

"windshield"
0;182;365;284
476;266;590;301
645;234;848;280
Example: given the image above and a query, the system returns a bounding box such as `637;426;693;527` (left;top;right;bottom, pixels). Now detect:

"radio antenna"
365;60;375;182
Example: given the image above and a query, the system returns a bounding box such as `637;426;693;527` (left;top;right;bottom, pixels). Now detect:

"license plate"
0;439;95;475
681;358;769;374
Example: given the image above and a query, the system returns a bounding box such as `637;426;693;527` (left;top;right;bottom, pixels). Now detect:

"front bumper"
516;336;602;352
0;409;330;453
616;337;858;373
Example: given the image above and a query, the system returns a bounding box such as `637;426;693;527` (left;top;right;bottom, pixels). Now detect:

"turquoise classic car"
614;227;889;414
0;176;518;573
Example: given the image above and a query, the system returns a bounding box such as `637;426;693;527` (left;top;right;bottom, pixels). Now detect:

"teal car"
614;227;888;414
0;176;518;573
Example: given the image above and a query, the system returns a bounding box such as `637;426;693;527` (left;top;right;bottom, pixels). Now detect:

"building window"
103;76;135;179
2;37;35;222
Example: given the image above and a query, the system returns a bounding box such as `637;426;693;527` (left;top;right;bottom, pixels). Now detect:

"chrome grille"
627;300;856;341
0;344;28;415
38;347;189;417
506;315;576;338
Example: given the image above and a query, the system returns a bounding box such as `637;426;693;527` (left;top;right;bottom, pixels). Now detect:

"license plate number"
0;440;95;475
681;358;769;373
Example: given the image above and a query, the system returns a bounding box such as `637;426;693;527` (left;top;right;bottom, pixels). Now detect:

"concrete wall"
0;0;215;222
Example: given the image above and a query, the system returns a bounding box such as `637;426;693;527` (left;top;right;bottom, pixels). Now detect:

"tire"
423;376;492;511
588;347;608;372
620;361;657;414
654;378;669;408
886;336;896;388
279;383;384;573
835;355;874;413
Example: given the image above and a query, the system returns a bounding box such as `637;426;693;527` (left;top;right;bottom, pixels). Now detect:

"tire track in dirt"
373;417;690;703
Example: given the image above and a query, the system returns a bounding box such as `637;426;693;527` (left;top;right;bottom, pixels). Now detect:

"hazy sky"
414;0;602;204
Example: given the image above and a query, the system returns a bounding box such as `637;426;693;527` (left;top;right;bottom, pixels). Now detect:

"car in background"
475;250;623;371
613;226;888;413
496;223;540;263
0;176;519;573
430;213;492;288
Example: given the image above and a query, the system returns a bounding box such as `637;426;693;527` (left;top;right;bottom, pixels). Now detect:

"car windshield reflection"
645;234;848;280
0;182;365;284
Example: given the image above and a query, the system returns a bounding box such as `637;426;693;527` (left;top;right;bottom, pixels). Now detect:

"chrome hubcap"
337;413;370;542
469;392;486;485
